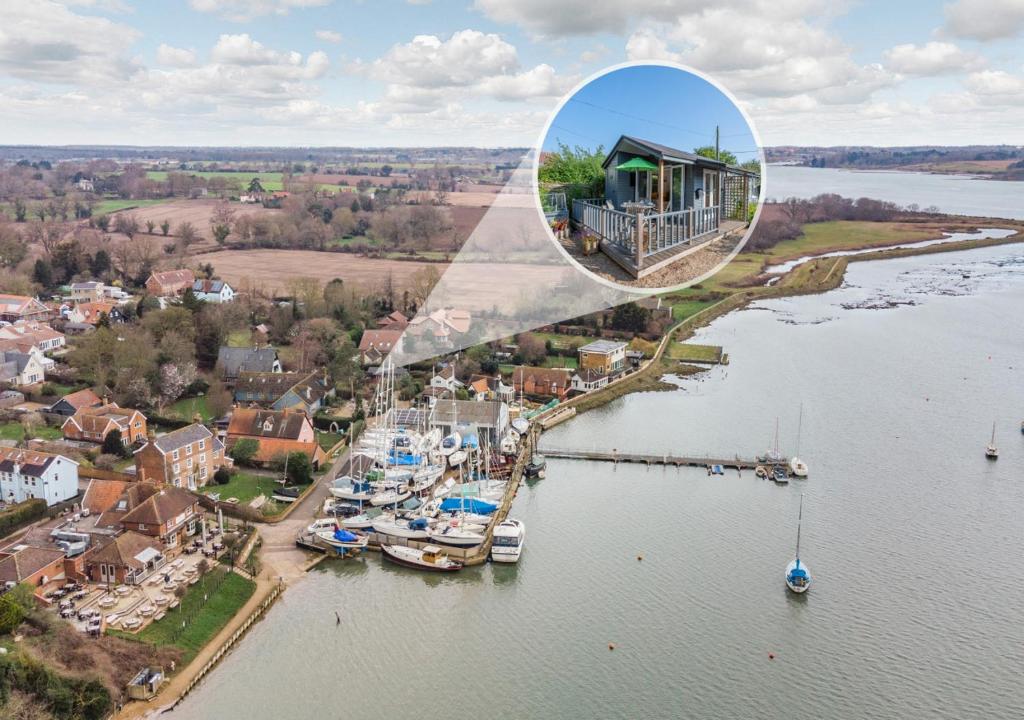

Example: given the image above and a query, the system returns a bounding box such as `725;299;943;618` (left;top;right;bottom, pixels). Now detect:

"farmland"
107;199;280;244
144;170;345;193
200;249;447;293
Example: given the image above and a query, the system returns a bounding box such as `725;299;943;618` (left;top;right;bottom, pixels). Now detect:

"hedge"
0;653;112;720
0;499;48;539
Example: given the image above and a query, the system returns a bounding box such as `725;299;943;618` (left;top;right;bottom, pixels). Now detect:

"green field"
762;221;937;265
528;331;592;351
201;472;273;504
168;395;213;422
542;355;578;369
666;343;723;363
145;170;344;193
93;198;171;215
316;431;344;451
119;568;255;665
669;299;716;322
0;422;62;442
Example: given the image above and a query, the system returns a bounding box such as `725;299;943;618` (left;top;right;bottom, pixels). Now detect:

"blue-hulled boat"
785;494;811;594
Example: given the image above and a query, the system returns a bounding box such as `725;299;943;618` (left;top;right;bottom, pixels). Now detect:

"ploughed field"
201;249;447;292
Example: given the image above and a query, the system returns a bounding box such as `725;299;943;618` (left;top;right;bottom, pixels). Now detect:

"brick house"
134;424;225;490
119;486;201;550
358;329;403;365
62;403;147;446
512;366;572;400
226;408;326;468
145;269;195;297
0;545;67;588
83;531;166;586
578;340;628;375
48;388;103;416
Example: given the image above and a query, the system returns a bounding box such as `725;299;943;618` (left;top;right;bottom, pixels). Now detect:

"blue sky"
542;65;759;162
2;0;1024;147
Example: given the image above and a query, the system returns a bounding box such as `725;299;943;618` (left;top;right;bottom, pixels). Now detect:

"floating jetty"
541;448;773;471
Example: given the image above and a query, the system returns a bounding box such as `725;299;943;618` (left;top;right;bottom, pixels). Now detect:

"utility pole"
715;125;720;162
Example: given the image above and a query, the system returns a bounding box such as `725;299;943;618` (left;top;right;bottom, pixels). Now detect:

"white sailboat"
371;514;432;539
448;449;468;467
789;404;809;478
369;486;412;507
785;494;812;594
985;421;999;460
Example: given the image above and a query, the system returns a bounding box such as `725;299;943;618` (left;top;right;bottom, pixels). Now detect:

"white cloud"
625;6;896;105
964;70;1024;104
156;44;197;67
884;41;983;75
476;64;576;100
474;0;701;36
314;29;342;44
944;0;1024;40
579;44;608;64
370;30;518;87
0;0;141;84
189;0;333;22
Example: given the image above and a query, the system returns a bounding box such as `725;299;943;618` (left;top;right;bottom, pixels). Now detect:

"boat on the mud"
381;544;463;572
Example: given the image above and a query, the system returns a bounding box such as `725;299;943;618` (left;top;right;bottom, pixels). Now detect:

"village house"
0;447;79;506
145;269;195;297
467;374;514;402
67;281;128;303
134;423;225;489
61;403;147;446
429;365;463;393
0;294;51;324
82;531;166;586
119;485;201;550
0;349;45;386
48;388;103;416
75;178;94;192
0;545;67;589
571;368;611;393
66;300;126;326
578;339;628;376
226;407;326;469
406;308;471;347
216;346;282;382
191;279;235;303
358;328;403;365
376;310;409;330
0;322;65;354
512;366;572;400
431;399;510;447
233;370;333;415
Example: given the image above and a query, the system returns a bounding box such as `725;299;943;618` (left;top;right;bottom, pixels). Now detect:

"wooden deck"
541;447;777;470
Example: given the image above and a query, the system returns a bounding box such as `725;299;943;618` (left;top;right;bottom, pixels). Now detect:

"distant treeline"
748;194;926;252
765;145;1024;170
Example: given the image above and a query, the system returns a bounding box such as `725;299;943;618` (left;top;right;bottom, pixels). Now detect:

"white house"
0;350;46;386
76;178;94;192
429;365;463;393
571;369;610;393
0;447;79;506
192;279;235;303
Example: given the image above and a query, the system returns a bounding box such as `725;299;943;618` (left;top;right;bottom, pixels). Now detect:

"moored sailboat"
785;494;812;594
986;421;999;459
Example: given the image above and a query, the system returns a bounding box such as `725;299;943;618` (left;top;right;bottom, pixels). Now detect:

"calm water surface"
174;171;1024;719
768;165;1024;220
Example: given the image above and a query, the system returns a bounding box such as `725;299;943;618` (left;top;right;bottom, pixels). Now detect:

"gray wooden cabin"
571;135;758;279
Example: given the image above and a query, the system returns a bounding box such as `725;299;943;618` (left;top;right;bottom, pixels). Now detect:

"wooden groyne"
541;448;769;470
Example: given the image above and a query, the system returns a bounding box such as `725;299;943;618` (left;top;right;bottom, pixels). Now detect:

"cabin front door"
702;169;720;209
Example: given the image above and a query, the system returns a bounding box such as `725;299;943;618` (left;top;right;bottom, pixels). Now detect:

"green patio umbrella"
616;156;658;205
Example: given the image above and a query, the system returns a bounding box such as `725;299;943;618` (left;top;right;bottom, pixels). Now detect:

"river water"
768;165;1024;220
173;171;1024;719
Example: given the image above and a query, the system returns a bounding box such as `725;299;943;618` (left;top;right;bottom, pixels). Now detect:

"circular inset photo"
535;62;764;292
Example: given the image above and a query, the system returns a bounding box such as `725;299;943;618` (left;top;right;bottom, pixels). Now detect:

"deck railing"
571;198;637;256
573;199;721;260
642;206;719;257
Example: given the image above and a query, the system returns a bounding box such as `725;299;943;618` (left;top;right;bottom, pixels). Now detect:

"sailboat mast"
795;493;804;561
796;403;803;456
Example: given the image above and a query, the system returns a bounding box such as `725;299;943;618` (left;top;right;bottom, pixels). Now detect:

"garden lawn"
93;198;171;215
201;472;273;504
542;355;578;369
0;422;62;442
226;329;251;347
316;431;344;451
126;568;255;665
168;395;213;422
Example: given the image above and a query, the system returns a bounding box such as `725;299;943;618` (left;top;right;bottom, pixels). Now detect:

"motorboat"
315;527;369;550
341;510;378;530
307;517;342;534
785;494;812;594
370;486;412;507
709;464;724;475
772;466;789;484
371;515;432;540
440;432;462;456
491;519;525;563
429;522;485;548
525;454;546;479
755;465;768;479
381;544;462;572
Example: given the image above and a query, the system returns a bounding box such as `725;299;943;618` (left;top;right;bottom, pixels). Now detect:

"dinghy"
448;449;468;467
